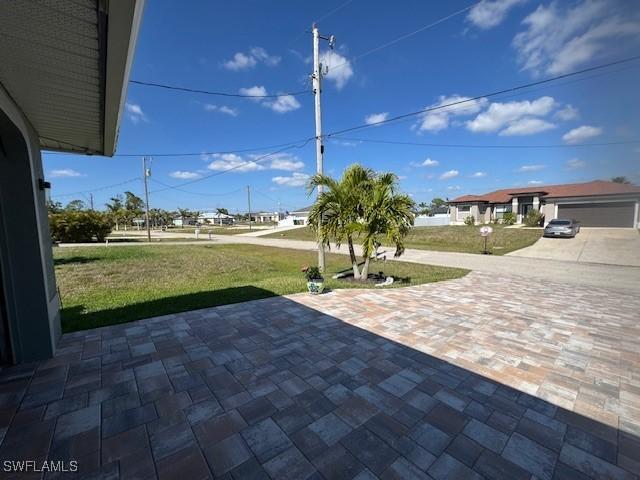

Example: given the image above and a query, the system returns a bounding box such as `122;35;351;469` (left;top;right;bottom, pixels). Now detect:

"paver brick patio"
0;271;638;479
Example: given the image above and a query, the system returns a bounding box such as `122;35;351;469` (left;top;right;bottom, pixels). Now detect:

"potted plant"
302;266;325;294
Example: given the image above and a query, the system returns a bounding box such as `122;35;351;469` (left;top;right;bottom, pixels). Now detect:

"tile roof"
450;180;640;204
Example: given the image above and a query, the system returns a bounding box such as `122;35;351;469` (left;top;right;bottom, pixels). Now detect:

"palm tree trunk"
347;236;361;279
361;254;371;280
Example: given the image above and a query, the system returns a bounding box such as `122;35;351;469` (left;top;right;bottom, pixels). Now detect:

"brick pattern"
0;271;637;479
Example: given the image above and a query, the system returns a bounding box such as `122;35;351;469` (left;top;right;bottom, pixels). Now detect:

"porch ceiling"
0;0;144;156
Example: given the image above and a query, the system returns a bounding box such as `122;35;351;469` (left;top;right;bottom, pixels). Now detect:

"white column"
532;195;540;212
512;197;519;223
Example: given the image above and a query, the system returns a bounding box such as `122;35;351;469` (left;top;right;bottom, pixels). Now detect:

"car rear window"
549;220;571;225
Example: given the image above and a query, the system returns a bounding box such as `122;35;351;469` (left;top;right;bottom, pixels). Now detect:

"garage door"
557;202;635;227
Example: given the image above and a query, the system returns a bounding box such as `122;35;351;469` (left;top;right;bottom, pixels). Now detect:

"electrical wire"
325;55;640;138
315;0;356;24
129;80;310;98
50;177;141;198
329;2;481;72
331;137;640;149
149;138;314;193
148;179;244;197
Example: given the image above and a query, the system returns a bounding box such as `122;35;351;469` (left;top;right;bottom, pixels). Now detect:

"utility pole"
89;193;94;210
312;23;334;273
143;156;151;242
247;185;252;231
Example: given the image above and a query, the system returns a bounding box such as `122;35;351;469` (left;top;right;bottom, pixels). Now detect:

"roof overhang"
0;0;145;156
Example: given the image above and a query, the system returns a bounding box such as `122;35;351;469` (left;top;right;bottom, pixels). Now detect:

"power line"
129;80;310;98
332;137;640;149
149;139;314;193
330;2;480;72
44;137;312;158
50;177;141;198
325;56;640;137
148;179;244;197
315;0;355;23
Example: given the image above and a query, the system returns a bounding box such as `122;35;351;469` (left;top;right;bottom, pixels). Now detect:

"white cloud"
422;158;439;167
566;158;587;169
447;185;461;191
125;102;147;124
440;170;459;180
204;104;239;117
555;104;579;121
528;180;543;185
513;1;640;76
239;86;300;113
467;96;556;134
518;164;545;172
169;171;202;180
365;112;389;125
203;152;304;173
467;0;528;29
206;153;265;173
49;168;84;178
224;52;257;71
239;85;268;101
562;125;603;143
320;51;353;89
412;158;439;168
223;47;280;71
416;95;488;133
249;47;281;67
499;117;556;136
272;172;310;187
268;94;301;113
471;171;487;178
266;154;305;171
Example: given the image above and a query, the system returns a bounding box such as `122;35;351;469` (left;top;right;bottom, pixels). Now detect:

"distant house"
449;180;640;227
172;216;197;227
255;211;283;223
278;205;313;227
199;211;235;225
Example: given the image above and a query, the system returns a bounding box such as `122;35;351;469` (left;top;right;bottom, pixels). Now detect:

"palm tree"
308;164;373;280
358;172;415;278
308;164;415;280
177;208;192;227
105;195;124;230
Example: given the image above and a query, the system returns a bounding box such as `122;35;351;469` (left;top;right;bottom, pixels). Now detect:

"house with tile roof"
448;180;640;227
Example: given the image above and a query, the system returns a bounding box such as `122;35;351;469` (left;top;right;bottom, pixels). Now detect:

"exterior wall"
278;215;308;227
482;206;492;224
0;85;60;363
541;201;556;225
414;215;450;227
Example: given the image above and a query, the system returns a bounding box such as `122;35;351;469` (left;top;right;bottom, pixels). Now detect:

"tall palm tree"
308;164;414;280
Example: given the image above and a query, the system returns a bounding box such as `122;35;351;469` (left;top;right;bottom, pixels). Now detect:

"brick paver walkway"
0;272;638;479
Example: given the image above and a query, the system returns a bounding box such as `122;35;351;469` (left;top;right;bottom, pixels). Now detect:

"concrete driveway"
508;228;640;266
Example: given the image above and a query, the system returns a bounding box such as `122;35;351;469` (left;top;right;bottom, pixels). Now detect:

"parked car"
544;219;581;238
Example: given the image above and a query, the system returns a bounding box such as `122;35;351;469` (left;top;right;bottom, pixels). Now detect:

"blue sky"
44;0;640;213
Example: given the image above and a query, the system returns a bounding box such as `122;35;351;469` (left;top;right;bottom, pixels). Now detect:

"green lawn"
54;244;468;332
266;225;542;255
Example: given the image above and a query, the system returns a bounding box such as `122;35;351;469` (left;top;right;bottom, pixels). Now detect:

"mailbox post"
479;226;493;254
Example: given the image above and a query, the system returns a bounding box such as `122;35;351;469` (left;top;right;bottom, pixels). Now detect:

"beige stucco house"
449;180;640;228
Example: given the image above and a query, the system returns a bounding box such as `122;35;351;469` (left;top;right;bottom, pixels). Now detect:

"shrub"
463;215;475;226
524;209;544;227
301;265;323;281
49;211;112;243
502;212;516;225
